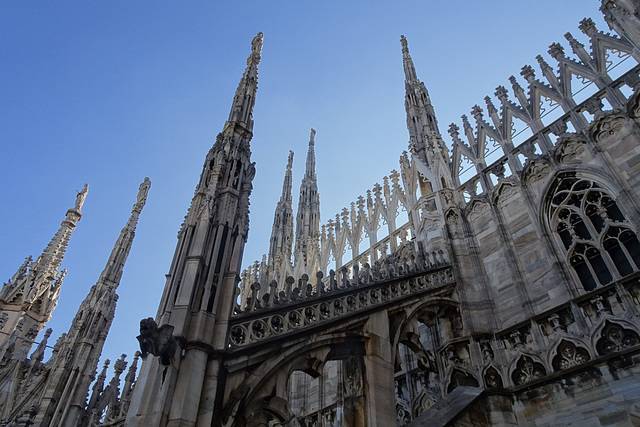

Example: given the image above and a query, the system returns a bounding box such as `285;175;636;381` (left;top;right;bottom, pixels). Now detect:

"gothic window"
596;322;640;356
548;176;640;291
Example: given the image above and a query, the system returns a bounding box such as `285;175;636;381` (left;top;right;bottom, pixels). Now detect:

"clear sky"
1;1;610;364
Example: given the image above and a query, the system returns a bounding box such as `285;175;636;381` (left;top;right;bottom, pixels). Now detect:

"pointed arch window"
548;176;640;291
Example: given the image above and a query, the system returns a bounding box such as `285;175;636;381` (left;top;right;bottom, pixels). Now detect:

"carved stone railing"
229;263;454;349
448;17;640;197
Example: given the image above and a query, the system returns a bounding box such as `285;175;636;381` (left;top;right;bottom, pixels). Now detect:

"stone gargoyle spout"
136;317;178;366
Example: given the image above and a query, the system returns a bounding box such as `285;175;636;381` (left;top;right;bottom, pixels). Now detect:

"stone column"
362;310;395;427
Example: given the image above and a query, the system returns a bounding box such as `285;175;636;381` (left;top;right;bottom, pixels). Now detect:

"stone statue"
137;177;151;206
251;32;264;56
137;317;177;366
75;183;89;211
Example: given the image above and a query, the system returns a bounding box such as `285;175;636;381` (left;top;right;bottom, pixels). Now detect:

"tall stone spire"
401;36;452;190
293;129;321;278
127;33;262;427
0;184;87;348
35;178;150;426
267;151;295;284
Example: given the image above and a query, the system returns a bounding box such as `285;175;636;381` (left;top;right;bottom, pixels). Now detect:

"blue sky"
1;1;609;363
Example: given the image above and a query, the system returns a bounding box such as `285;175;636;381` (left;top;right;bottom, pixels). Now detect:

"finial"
309;128;316;146
74;184;89;211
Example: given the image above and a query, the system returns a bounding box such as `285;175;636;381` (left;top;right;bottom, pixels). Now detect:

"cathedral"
3;0;640;425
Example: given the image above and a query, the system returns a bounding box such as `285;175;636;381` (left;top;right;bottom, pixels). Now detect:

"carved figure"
75;183;89;211
251;32;264;56
137;177;151;206
136;318;177;366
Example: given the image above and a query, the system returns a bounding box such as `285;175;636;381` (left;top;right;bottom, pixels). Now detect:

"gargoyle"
137;317;177;366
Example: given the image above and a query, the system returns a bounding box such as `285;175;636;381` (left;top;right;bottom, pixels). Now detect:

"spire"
226;32;263;133
35;178;150;426
305;128;316;178
98;177;150;287
294;129;321;277
401;36;452;190
282;150;294;202
401;35;418;83
0;185;87;348
267;151;295;283
128;34;261;425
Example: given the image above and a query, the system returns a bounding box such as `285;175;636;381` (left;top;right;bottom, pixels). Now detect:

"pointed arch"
543;172;640;291
593;320;640;356
483;365;504;388
509;354;547;386
446;368;480;393
550;339;591;372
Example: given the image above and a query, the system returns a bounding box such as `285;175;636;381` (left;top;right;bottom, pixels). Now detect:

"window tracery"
511;355;546;386
548;176;640;291
551;340;590;371
596;322;640;355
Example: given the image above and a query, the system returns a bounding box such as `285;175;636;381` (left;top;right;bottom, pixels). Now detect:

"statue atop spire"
251;32;264;60
400;35;409;54
74;183;88;212
0;186;86;348
136;177;151;208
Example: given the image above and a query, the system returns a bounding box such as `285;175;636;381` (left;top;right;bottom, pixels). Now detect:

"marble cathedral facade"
4;1;640;425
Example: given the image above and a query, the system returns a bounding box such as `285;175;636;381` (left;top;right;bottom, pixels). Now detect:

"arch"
550;339;591;372
243;395;294;427
509;354;547;386
483;365;503;388
492;179;518;206
392;298;460;349
411;389;436;418
593;320;640;356
222;332;356;425
446;368;480;393
398;331;436;372
287;360;341;424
